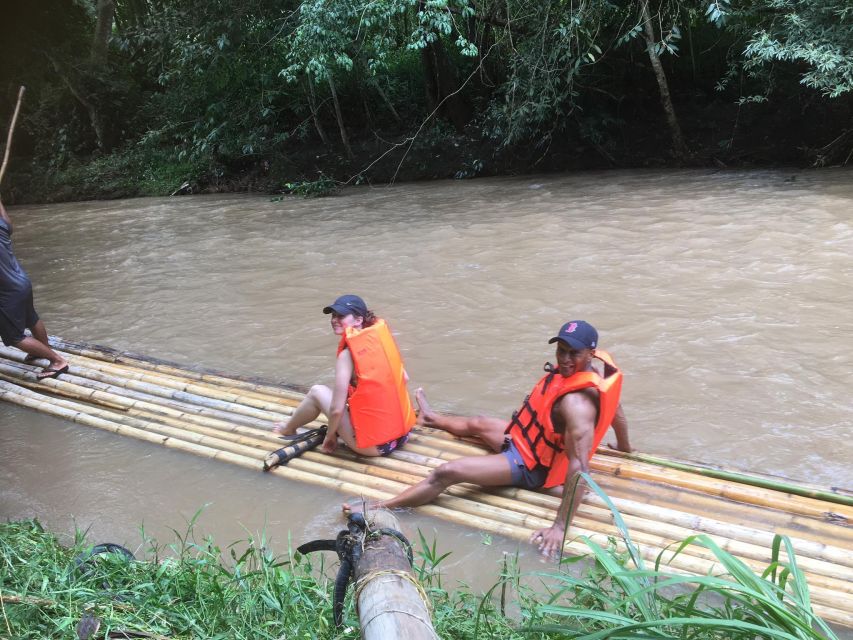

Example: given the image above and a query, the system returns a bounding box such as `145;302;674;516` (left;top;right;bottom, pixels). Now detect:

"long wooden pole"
0;86;25;187
603;449;853;507
355;509;438;639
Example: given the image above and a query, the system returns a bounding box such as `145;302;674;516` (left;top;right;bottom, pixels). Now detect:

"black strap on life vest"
505;386;562;466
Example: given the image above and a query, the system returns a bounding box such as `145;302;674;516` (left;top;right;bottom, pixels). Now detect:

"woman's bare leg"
272;384;330;435
416;388;507;452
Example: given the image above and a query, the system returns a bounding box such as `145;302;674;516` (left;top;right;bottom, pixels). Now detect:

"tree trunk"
90;0;115;64
305;78;331;146
370;79;402;125
418;1;471;133
45;53;112;153
327;73;354;160
640;1;688;161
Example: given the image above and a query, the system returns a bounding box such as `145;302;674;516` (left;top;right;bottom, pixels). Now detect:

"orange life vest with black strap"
505;350;623;488
337;319;416;448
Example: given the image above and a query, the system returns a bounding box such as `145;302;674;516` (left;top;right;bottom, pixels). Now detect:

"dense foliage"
1;0;851;201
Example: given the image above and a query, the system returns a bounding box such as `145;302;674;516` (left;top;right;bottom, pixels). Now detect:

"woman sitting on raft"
273;294;416;456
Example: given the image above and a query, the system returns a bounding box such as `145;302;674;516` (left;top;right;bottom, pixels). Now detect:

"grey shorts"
501;439;548;490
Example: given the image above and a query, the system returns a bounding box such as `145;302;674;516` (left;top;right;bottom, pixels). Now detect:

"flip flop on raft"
37;365;69;380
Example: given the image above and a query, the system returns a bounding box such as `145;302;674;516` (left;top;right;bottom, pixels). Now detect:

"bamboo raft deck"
1;339;851;627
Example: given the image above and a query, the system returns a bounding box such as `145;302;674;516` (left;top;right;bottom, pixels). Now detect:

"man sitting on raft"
273;295;416;457
343;320;632;557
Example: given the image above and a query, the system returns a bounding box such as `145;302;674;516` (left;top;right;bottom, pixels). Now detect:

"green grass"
0;481;842;639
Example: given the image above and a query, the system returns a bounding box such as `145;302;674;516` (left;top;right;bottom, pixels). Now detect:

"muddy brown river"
1;169;851;600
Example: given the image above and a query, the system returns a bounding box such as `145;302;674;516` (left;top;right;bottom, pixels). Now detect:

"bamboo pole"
600;448;853;507
590;476;853;547
0;86;25;186
355;509;439;639
38;348;304;411
47;337;307;400
591;457;853;522
0;360;281;430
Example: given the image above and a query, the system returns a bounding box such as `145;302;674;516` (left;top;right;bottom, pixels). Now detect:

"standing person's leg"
415;388;508;452
1;305;68;378
29;319;51;350
272;384;332;435
11;335;68;378
343;452;514;513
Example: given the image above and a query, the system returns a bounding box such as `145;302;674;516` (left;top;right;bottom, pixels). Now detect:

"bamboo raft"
1;339;851;627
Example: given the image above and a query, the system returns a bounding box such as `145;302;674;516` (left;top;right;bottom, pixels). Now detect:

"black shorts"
376;433;409;456
501;439;548;490
0;296;39;347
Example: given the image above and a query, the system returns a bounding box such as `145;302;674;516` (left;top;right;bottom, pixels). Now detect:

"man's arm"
323;349;354;452
608;403;633;452
530;392;597;557
0;197;11;231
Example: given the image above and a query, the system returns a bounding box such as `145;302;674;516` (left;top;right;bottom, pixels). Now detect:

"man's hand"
530;524;565;558
322;433;338;453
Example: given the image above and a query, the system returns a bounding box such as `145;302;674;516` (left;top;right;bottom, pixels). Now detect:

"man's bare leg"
272;384;330;435
342;451;513;513
416;388;507;451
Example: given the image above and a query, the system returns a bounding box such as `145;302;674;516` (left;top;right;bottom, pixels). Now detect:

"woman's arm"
323;348;354;452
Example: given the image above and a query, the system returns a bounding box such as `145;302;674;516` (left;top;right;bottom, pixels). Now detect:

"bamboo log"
0;381;269;462
47;337;307;400
0;359;282;430
588;476;853;548
591;457;852;522
600;448;853;507
354;509;438;639
41;349;303;412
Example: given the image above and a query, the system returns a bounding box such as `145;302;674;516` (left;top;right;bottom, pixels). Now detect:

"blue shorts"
501;439;548;490
376;433;409;456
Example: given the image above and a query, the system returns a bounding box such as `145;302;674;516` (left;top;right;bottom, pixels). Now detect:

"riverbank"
3;91;847;205
1;511;843;639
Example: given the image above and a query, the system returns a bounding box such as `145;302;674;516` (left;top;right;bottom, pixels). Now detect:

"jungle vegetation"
1;1;852;202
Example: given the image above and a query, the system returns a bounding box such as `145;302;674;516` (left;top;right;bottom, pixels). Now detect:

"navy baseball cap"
548;320;598;350
323;294;368;317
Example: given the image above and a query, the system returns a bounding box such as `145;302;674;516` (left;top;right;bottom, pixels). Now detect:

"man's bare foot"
341;499;382;515
415;388;437;426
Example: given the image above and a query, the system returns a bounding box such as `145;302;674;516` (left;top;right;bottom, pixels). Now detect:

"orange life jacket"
505;350;623;488
337;319;415;448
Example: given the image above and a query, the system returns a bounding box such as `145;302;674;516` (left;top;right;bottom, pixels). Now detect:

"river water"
1;169;851;595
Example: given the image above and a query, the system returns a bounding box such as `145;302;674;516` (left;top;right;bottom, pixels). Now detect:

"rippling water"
2;168;851;593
